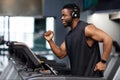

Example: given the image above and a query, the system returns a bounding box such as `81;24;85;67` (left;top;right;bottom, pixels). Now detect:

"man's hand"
94;61;106;71
44;30;54;41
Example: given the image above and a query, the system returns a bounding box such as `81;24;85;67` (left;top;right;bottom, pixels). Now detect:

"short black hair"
62;3;80;18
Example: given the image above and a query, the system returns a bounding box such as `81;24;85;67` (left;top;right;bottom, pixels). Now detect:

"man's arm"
85;24;112;71
44;30;67;58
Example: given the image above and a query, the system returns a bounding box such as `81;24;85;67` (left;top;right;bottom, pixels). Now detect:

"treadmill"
0;41;106;80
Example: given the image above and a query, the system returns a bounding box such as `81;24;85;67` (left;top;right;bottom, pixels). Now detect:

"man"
44;3;112;77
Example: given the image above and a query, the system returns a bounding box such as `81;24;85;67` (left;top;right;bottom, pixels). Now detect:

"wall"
86;11;120;54
0;0;43;16
88;12;120;43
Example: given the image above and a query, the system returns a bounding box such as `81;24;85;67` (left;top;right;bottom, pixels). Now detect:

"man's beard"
64;18;73;27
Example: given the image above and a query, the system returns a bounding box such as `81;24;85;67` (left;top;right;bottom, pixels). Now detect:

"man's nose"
61;16;64;20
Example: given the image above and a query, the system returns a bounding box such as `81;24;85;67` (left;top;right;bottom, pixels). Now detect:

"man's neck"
70;19;80;29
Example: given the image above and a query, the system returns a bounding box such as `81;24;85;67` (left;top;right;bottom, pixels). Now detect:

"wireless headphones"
62;3;80;18
72;6;79;18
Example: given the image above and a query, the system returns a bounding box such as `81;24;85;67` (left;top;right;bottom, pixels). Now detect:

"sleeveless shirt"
65;21;103;77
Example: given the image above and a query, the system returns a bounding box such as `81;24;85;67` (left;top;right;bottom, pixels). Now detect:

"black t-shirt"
65;21;103;77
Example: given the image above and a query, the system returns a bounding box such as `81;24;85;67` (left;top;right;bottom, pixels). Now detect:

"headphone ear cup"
73;12;77;18
72;7;78;18
72;12;78;18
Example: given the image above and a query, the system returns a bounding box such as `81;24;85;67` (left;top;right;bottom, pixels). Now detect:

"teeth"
62;21;65;23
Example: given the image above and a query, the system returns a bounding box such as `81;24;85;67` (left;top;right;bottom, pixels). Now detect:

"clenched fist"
44;30;54;41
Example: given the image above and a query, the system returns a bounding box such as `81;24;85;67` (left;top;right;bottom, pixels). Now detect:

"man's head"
61;3;80;27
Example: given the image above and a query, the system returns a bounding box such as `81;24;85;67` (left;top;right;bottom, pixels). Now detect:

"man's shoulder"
79;20;90;28
80;20;88;24
85;24;97;37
